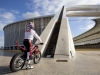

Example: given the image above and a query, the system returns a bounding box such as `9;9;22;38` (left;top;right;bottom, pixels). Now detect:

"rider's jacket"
24;29;42;43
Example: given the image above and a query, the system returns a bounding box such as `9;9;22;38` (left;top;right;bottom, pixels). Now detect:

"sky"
0;0;100;47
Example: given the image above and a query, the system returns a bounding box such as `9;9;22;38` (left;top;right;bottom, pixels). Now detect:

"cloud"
26;0;100;16
11;10;19;14
77;17;96;22
22;11;40;19
0;9;17;31
79;20;95;30
80;24;94;30
0;8;19;47
86;24;94;30
26;0;67;15
0;12;15;20
0;21;5;31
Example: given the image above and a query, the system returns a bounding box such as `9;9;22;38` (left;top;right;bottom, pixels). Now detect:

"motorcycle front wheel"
33;51;41;64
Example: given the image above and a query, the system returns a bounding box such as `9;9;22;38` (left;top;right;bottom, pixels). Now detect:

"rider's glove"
40;43;43;45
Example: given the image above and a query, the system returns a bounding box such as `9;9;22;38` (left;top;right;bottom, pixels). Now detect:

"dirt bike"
10;41;43;72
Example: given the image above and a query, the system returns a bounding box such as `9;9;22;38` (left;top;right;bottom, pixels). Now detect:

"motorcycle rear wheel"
10;53;25;72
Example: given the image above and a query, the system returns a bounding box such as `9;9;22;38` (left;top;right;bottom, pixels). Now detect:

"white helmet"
28;22;34;29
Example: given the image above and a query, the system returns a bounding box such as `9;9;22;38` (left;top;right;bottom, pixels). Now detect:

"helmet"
28;22;34;29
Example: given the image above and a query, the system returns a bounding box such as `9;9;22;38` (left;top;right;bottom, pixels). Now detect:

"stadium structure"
3;15;54;50
73;18;100;49
3;5;100;57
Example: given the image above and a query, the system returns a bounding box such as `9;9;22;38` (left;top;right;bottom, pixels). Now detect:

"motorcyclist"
23;22;43;69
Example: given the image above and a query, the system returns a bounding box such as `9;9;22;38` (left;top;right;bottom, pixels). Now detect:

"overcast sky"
0;0;100;47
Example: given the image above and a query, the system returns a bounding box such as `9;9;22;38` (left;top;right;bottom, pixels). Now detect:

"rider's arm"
33;31;42;43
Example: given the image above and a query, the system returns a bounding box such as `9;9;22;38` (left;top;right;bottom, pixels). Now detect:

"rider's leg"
23;39;30;60
23;39;33;69
27;40;33;69
26;55;33;69
26;52;34;69
27;52;30;60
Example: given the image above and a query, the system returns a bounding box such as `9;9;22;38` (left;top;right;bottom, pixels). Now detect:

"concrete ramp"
36;6;75;57
35;6;63;56
55;6;75;57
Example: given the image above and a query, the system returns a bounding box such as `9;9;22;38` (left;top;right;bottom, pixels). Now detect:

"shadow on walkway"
0;66;13;75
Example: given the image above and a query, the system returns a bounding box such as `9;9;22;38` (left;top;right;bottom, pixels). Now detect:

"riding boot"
26;60;33;69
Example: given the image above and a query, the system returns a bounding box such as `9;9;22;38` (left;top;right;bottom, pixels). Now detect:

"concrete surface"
0;50;100;75
66;5;100;17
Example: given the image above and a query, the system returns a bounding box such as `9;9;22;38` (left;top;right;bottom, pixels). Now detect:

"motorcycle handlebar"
34;43;44;46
